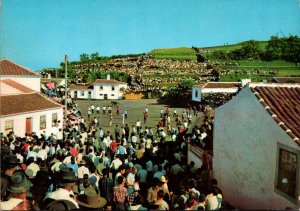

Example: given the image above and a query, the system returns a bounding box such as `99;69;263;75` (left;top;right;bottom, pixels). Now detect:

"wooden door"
26;118;32;134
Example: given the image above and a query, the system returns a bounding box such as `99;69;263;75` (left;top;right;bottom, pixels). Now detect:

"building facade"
213;83;300;209
69;75;127;100
0;59;63;137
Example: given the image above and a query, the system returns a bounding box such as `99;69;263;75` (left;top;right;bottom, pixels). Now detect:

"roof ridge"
251;86;300;145
0;58;38;76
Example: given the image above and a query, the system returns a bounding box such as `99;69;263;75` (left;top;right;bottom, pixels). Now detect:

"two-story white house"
69;75;127;100
0;59;64;137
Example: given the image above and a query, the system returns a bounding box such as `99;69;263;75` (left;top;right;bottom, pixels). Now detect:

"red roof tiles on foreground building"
250;84;300;146
0;59;38;76
0;79;34;94
0;93;63;116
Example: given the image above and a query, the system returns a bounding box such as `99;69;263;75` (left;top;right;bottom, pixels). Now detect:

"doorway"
26;117;32;134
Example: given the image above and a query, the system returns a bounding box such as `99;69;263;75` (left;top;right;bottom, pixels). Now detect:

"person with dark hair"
155;189;169;210
99;168;113;207
113;176;128;211
205;187;223;210
191;193;206;210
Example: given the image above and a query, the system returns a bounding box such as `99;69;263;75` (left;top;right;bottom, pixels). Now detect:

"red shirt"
70;147;78;157
110;141;117;153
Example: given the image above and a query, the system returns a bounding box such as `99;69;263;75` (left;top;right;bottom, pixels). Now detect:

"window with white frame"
5;120;14;134
276;145;298;201
81;91;85;96
99;86;103;90
111;86;115;91
195;90;198;98
40;115;46;130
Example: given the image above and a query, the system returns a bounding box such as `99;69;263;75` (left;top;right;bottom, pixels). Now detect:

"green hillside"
148;41;269;60
202;40;268;52
149;47;197;61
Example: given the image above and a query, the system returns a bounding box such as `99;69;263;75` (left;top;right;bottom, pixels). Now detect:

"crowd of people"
0;97;224;210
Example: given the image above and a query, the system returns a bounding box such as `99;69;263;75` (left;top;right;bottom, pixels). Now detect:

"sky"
1;0;300;71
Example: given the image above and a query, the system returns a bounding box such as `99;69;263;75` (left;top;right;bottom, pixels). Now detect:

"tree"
177;79;195;92
80;53;90;62
90;52;100;61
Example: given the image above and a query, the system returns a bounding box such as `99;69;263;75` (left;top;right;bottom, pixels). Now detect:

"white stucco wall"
70;90;92;99
201;87;239;93
192;87;202;102
214;87;300;209
0;76;40;92
0;108;63;137
93;84;126;100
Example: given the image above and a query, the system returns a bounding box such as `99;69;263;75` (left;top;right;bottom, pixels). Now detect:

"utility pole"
64;55;68;118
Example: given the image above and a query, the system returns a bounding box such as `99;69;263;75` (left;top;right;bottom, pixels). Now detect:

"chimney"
106;74;110;80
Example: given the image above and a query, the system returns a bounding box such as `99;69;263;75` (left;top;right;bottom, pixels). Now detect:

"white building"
192;82;241;102
213;83;300;209
69;75;127;100
0;59;64;137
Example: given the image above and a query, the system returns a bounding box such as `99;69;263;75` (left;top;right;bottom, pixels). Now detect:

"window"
111;86;115;91
276;146;298;200
99;94;103;96
80;91;84;96
99;86;103;91
111;94;115;96
195;90;198;98
52;113;58;127
40;115;46;130
5;120;14;134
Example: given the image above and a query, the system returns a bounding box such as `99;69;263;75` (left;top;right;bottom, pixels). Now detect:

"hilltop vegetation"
149;47;197;61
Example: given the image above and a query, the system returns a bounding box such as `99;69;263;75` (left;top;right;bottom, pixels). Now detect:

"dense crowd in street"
0;97;224;210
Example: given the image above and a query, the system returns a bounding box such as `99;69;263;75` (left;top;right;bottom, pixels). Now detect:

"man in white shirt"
77;160;90;179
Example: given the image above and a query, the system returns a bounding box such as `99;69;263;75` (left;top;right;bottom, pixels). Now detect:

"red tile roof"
68;84;93;90
202;82;241;89
0;93;63;116
0;79;34;93
93;79;127;85
0;59;38;76
251;86;300;146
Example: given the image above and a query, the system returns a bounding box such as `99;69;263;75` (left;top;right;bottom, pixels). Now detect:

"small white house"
0;59;64;137
69;75;127;100
213;83;300;209
0;93;63;137
192;82;241;102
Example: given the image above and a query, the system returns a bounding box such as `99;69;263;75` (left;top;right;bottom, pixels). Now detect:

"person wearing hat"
77;159;90;180
43;168;79;209
0;154;20;201
31;170;51;210
0;170;33;210
77;186;107;210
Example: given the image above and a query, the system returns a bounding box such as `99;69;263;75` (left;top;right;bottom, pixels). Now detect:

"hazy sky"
1;0;300;70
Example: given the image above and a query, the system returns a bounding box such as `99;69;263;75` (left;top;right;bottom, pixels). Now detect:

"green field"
202;41;268;52
149;47;196;61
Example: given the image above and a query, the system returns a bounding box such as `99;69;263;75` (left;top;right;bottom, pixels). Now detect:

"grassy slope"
149;47;197;61
148;42;300;78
